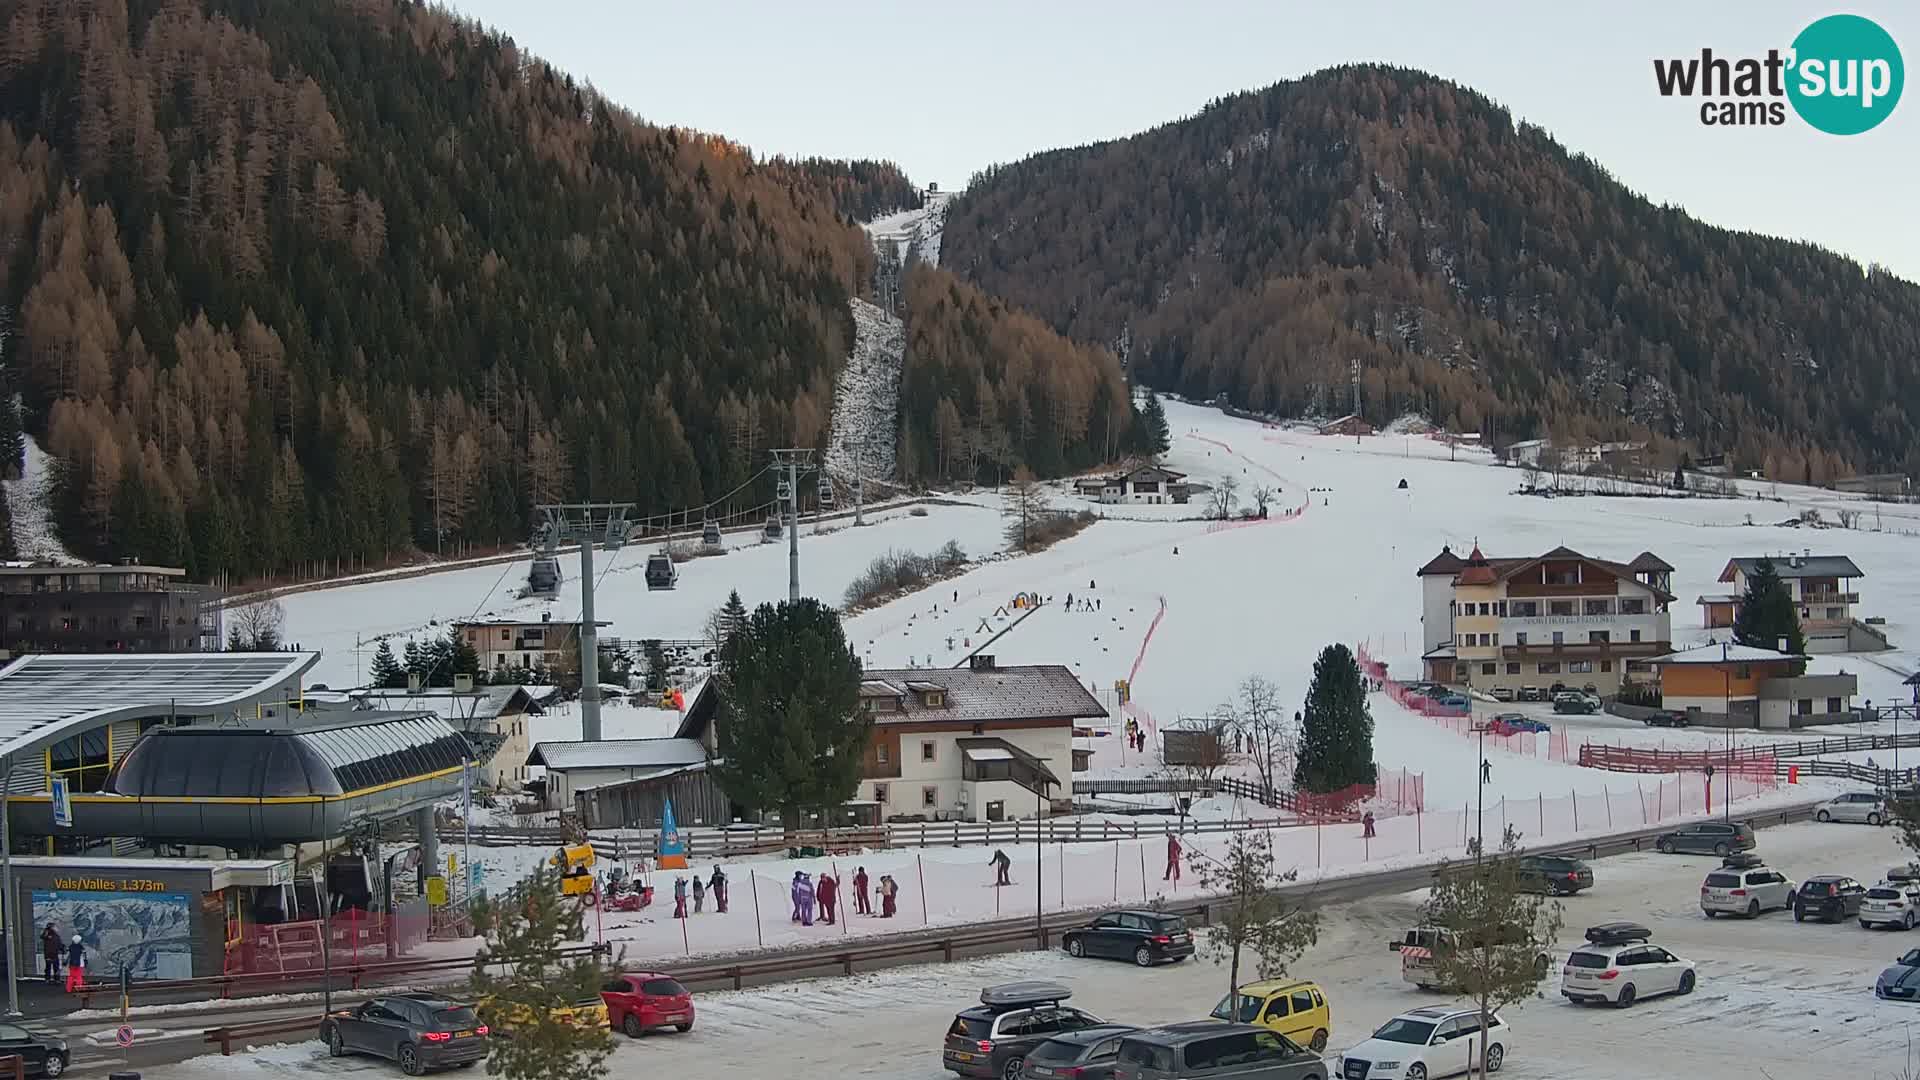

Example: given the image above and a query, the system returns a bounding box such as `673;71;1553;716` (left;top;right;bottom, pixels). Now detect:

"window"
1584;599;1612;616
1797;699;1813;716
1619;597;1646;615
872;783;889;803
859;698;874;713
1629;629;1642;643
876;744;890;765
498;628;509;641
1511;601;1539;617
921;741;936;762
1552;631;1565;645
1506;663;1521;675
1478;633;1491;647
1735;664;1751;679
1827;697;1843;713
1538;661;1561;674
1569;660;1594;673
1549;600;1575;616
1515;632;1528;646
1826;607;1844;620
1289;989;1314;1014
924;691;945;706
1495;601;1508;617
466;630;477;642
1589;630;1610;644
922;785;938;807
1492;634;1500;646
1600;660;1613;673
1481;663;1496;676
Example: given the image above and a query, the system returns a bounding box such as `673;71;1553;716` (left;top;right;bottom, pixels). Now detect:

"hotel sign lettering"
1506;615;1644;626
51;876;171;893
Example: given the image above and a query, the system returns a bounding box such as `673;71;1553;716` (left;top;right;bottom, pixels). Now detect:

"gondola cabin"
527;556;562;598
701;520;723;551
644;552;678;591
763;515;783;540
818;476;836;508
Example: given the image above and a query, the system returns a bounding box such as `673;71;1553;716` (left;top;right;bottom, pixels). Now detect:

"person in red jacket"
1164;832;1182;882
817;872;838;925
853;867;871;915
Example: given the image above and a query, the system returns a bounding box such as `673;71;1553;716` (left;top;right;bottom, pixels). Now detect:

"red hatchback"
601;973;695;1038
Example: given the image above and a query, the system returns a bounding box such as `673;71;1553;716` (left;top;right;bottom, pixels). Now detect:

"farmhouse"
1698;553;1886;653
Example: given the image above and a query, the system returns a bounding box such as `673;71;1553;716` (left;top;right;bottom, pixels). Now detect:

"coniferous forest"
0;0;1128;579
942;65;1920;483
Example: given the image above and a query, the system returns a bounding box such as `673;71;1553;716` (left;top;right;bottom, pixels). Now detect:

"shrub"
843;542;967;609
1024;509;1098;550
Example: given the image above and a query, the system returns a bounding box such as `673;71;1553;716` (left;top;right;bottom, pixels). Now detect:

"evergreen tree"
710;598;867;828
402;638;424;685
719;590;748;647
1293;643;1376;794
1732;557;1806;666
1673;454;1688;491
468;866;615;1080
368;638;405;689
446;625;481;686
1138;392;1172;457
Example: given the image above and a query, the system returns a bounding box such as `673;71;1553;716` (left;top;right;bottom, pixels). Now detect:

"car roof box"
980;981;1072;1008
1888;865;1920;885
1583;922;1651;946
1720;852;1764;870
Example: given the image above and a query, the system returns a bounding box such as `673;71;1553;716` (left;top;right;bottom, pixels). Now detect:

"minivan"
1654;820;1755;857
1114;1023;1324;1080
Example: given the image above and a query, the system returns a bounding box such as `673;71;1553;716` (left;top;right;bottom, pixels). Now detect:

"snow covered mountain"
864;188;952;268
825;297;905;484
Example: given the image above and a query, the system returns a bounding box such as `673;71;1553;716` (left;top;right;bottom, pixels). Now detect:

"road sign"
115;1025;134;1048
425;875;448;906
50;777;72;829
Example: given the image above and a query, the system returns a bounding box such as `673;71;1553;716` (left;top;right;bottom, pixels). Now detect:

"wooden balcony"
1501;640;1668;660
1504;581;1619;598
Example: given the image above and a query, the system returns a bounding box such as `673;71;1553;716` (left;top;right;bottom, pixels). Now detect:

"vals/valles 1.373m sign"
1653;14;1904;133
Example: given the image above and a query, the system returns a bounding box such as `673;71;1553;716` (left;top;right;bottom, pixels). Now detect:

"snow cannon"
552;844;597;897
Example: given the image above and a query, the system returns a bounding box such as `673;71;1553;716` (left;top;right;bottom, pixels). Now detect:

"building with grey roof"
1704;552;1887;654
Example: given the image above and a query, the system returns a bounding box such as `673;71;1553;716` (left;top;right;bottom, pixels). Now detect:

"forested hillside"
943;65;1920;482
0;0;1125;577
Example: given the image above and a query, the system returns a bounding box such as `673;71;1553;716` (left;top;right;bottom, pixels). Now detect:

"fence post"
1604;787;1613;829
1113;841;1120;901
1416;807;1423;853
1571;790;1579;832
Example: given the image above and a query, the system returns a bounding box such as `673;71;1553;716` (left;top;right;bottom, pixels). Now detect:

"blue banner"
658;798;685;860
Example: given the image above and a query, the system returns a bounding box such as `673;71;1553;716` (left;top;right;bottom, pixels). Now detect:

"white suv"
1336;1005;1510;1079
1561;923;1696;1007
1815;792;1888;825
1700;854;1794;918
1862;867;1920;930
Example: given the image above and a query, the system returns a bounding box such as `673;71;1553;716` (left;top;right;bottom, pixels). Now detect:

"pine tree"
368;638;404;689
446;624;481;686
402;638;424;685
710;598;867;828
468;865;615;1080
1732;557;1806;665
1293;643;1377;794
1673;454;1687;491
720;589;748;646
1138;391;1171;457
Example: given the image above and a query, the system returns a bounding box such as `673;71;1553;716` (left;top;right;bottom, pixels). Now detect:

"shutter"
7;756;46;794
109;719;141;764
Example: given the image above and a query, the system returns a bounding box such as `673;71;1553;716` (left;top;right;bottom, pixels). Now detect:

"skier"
854;867;872;915
881;875;899;918
954;589;959;603
795;873;816;926
990;848;1013;886
1164;832;1183;882
1096;598;1101;611
64;934;85;992
1481;758;1492;784
709;866;728;913
1362;811;1377;839
818;871;838;925
672;877;688;919
691;874;705;914
790;871;805;922
1088;579;1096;589
1173;546;1179;555
40;924;60;984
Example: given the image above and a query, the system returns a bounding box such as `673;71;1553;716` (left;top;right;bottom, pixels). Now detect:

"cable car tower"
536;502;633;742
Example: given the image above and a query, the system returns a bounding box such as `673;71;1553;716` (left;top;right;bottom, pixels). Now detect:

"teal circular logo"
1787;14;1904;135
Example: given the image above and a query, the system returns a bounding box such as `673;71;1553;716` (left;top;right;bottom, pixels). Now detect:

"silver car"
1816;792;1887;825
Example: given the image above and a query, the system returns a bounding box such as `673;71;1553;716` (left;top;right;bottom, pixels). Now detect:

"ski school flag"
657;797;689;869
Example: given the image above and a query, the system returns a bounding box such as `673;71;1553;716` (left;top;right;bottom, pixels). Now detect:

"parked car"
600;972;693;1037
1209;979;1333;1052
1488;686;1516;703
1432;694;1470;710
1816;792;1888;826
1876;949;1920;1001
477;991;607;1037
1515;854;1594;896
1392;926;1551;990
1794;875;1868;922
1335;1005;1510;1079
1489;713;1551;735
1700;853;1794;918
1552;694;1596;715
1861;869;1920;930
1517;686;1545;702
1018;1024;1138;1080
1560;923;1696;1007
321;994;489;1074
1642;710;1691;728
1113;1022;1322;1080
1655;820;1755;856
944;982;1105;1079
0;1023;69;1078
1062;910;1194;967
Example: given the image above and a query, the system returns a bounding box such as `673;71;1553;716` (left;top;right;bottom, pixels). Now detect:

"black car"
1795;875;1867;922
321;994;488;1074
1062;910;1194;967
1516;854;1595;896
0;1022;68;1078
1643;711;1691;728
1018;1024;1138;1080
1655;820;1756;856
945;982;1106;1079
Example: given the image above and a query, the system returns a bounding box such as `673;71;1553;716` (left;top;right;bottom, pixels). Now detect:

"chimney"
1789;551;1802;568
970;654;996;672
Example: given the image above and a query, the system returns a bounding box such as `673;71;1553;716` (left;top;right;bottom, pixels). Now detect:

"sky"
446;1;1919;282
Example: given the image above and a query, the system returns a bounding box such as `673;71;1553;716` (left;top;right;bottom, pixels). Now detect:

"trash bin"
788;846;825;859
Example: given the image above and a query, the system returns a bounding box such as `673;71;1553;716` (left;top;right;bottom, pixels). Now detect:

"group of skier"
670;866;730;918
790;867;896;924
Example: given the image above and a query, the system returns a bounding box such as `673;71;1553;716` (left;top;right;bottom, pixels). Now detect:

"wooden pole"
749;870;764;948
917;855;929;924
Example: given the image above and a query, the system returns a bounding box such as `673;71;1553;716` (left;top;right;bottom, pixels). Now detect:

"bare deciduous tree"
1209;474;1240;520
1250;484;1275;517
1192;830;1321;1031
1002;466;1052;551
1220;676;1296;802
228;596;286;650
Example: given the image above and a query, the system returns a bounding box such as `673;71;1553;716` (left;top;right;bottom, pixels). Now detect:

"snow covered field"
132;821;1920;1080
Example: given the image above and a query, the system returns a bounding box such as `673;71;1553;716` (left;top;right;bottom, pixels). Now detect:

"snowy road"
126;821;1920;1079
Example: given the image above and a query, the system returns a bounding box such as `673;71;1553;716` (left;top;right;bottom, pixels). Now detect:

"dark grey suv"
945;982;1105;1080
1114;1022;1325;1080
1020;1024;1138;1080
1654;820;1755;856
321;994;488;1074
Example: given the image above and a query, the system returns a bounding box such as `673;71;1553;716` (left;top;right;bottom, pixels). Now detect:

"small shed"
1161;715;1230;766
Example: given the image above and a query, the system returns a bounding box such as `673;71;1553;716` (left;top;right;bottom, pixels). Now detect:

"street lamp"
1469;718;1491;860
1722;639;1732;822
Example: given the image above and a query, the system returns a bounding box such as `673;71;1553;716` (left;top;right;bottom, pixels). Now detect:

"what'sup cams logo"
1654;13;1903;133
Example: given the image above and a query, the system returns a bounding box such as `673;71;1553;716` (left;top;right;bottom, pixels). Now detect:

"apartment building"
453;615;608;673
1418;545;1674;696
0;562;219;657
1698;553;1880;654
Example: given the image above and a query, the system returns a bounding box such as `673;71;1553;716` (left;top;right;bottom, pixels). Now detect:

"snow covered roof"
527;737;708;772
0;652;318;763
956;736;1061;785
351;684;542;727
574;760;708;793
1720;556;1864;581
1415;546;1467;577
861;664;1106;725
1648;643;1807;666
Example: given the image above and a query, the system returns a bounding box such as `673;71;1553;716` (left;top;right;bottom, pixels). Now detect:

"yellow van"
1207;978;1332;1052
